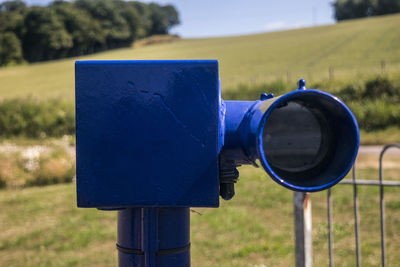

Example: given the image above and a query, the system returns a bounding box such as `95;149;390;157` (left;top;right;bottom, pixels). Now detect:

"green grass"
1;162;400;266
0;14;400;101
361;127;400;145
0;14;399;142
1;14;400;266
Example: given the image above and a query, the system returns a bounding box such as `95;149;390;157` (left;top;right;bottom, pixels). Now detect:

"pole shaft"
117;208;190;267
294;192;312;267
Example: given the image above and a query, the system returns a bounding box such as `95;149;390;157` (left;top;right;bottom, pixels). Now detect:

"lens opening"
260;95;338;187
258;90;359;191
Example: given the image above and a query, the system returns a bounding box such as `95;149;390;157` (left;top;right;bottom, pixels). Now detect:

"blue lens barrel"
221;88;359;192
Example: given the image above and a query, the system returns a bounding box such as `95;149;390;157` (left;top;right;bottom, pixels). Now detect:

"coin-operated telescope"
75;60;359;267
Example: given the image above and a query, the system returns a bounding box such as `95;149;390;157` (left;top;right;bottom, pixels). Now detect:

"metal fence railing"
294;144;400;267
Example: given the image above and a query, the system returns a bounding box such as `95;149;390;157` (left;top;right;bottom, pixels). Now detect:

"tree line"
0;0;179;66
333;0;400;21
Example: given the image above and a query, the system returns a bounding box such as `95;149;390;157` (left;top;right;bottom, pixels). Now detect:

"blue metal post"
117;208;191;267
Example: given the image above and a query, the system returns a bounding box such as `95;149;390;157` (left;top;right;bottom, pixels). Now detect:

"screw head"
260;93;274;101
297;79;306;90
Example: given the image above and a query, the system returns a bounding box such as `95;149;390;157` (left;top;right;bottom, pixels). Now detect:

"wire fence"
294;144;400;267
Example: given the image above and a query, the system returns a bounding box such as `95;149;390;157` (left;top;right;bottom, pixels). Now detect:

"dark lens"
262;101;331;175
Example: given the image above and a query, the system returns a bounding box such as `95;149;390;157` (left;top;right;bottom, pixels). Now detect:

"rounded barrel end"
257;89;359;192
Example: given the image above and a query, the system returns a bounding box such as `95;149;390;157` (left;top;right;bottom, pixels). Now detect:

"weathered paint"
75;60;220;208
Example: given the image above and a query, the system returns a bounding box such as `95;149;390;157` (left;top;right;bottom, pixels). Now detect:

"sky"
3;0;336;38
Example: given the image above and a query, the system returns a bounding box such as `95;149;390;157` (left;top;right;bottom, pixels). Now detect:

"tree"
0;0;26;12
333;0;400;21
120;3;141;43
148;3;180;35
0;0;26;40
376;0;400;15
162;4;180;30
52;1;105;55
22;7;73;62
75;0;131;49
0;32;23;65
0;0;180;65
131;1;153;38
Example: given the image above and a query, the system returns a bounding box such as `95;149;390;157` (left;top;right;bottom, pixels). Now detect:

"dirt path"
358;145;400;155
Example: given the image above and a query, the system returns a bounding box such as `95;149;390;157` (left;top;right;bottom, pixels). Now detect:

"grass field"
1;153;400;267
0;14;400;101
1;13;400;267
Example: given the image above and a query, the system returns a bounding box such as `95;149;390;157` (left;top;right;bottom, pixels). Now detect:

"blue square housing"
75;60;220;208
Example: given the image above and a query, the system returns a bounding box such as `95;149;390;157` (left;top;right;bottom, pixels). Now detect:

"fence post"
381;60;386;74
287;71;292;84
327;189;334;267
294;192;312;267
329;67;334;81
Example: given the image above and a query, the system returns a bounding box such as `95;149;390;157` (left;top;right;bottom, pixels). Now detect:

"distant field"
1;14;400;267
0;14;400;101
1;158;400;266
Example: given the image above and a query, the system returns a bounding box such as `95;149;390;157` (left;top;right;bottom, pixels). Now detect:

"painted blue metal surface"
76;61;360;206
75;60;360;267
117;208;190;267
220;88;359;192
76;60;220;208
